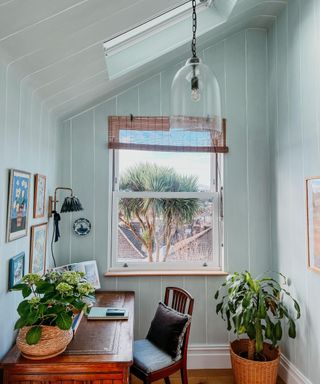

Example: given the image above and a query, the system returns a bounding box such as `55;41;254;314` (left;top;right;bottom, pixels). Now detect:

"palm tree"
119;163;200;262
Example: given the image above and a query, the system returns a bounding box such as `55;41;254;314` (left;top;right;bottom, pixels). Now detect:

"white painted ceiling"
0;0;287;120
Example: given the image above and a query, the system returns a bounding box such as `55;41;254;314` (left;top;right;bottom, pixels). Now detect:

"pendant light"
171;0;221;130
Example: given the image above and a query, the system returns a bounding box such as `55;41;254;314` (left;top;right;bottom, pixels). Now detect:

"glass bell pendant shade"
171;57;221;130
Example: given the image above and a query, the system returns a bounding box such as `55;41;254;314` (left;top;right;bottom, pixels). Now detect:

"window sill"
104;270;228;277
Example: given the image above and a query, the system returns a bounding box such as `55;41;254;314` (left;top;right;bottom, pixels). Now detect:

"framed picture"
33;174;46;218
7;169;31;242
9;252;25;289
306;177;320;272
53;260;101;289
30;223;48;275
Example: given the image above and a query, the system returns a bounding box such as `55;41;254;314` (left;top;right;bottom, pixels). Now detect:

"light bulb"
191;73;200;102
191;88;201;102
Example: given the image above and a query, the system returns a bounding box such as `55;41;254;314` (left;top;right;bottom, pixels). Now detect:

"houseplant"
215;271;300;384
12;270;95;359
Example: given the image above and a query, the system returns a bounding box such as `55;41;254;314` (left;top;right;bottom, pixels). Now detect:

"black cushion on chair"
146;302;191;359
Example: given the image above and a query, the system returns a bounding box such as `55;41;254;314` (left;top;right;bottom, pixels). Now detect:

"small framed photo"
9;252;25;289
33;174;46;218
53;260;101;289
7;169;31;242
30;223;48;275
306;177;320;272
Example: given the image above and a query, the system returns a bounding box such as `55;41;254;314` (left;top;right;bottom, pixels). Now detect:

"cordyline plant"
12;271;95;345
215;271;300;360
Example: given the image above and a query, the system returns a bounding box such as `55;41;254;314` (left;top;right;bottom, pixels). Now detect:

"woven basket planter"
17;325;73;360
230;339;280;384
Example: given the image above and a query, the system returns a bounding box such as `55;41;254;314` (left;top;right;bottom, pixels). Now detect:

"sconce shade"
60;196;83;213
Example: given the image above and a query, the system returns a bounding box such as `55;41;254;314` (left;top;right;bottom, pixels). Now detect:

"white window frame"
107;149;223;272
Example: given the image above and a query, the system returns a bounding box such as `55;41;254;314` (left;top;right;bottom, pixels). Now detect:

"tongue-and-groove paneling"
56;28;270;346
0;50;60;359
269;0;320;382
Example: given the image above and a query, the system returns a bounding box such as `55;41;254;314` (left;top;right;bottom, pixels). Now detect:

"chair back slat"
164;287;194;316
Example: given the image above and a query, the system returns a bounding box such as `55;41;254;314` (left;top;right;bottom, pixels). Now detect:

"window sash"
107;149;223;271
110;191;220;270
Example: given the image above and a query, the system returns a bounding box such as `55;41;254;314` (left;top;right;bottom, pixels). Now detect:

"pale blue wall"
57;28;271;347
0;49;59;359
268;0;320;382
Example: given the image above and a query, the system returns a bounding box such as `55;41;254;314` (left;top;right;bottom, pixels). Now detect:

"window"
107;116;227;272
109;150;223;271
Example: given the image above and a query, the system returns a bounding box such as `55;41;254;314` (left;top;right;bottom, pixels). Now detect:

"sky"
119;150;211;189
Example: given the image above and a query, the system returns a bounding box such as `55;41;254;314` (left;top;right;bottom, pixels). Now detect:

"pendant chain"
191;0;197;58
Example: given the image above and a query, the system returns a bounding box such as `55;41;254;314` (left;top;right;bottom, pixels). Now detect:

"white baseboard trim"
278;354;312;384
187;344;312;384
187;344;231;369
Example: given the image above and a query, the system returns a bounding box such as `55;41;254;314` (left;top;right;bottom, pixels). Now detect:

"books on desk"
87;306;129;320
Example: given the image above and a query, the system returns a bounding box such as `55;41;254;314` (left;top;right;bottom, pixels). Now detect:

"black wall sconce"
49;187;83;266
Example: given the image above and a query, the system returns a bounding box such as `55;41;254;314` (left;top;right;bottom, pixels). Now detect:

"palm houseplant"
215;271;300;384
12;270;95;359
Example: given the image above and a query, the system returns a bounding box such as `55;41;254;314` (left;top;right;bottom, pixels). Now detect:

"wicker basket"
230;339;280;384
17;325;73;360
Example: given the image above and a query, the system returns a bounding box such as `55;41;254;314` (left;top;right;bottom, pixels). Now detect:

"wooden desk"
1;291;134;384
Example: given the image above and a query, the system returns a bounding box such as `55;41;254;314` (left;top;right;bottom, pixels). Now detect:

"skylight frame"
103;0;208;57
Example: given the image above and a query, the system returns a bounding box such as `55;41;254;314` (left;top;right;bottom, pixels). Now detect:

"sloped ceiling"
0;0;287;120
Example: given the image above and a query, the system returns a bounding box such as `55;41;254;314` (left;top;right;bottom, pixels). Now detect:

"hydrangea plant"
12;271;95;345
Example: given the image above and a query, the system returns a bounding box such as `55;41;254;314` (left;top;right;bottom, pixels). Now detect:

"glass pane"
116;197;214;263
119;150;212;192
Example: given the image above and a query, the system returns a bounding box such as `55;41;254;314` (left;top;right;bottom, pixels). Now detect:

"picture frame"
306;176;320;272
53;260;101;289
9;252;25;290
33;174;46;218
30;223;48;275
6;169;31;242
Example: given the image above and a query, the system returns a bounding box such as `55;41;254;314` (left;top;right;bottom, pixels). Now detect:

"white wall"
269;0;320;382
57;28;271;346
0;49;59;359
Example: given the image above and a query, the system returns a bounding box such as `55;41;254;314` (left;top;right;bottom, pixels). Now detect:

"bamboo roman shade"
108;116;228;153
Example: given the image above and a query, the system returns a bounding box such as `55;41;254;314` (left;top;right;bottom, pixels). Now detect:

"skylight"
103;0;237;80
104;1;206;57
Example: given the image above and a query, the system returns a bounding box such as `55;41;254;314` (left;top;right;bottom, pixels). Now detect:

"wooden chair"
131;287;194;384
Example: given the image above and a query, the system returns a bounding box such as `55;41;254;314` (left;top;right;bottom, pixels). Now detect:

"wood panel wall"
56;29;270;346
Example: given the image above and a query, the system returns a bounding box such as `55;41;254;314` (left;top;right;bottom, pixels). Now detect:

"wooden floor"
132;369;285;384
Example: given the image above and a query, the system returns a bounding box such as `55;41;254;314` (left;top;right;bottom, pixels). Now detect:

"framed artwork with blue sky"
8;252;25;290
6;169;31;242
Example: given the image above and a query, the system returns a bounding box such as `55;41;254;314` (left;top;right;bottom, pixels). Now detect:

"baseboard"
278;354;312;384
187;344;231;369
188;344;312;384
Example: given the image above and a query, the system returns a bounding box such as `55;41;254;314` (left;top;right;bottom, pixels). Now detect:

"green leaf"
265;317;273;340
25;310;40;325
293;299;301;319
243;308;252;328
226;310;231;331
288;319;296;338
275;321;282;340
35;281;55;294
56;312;73;330
14;317;26;330
257;290;267;318
26;326;42;345
214;290;219;300
247;323;256;340
216;302;223;314
242;293;251;308
11;283;28;291
17;300;30;316
22;286;32;298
